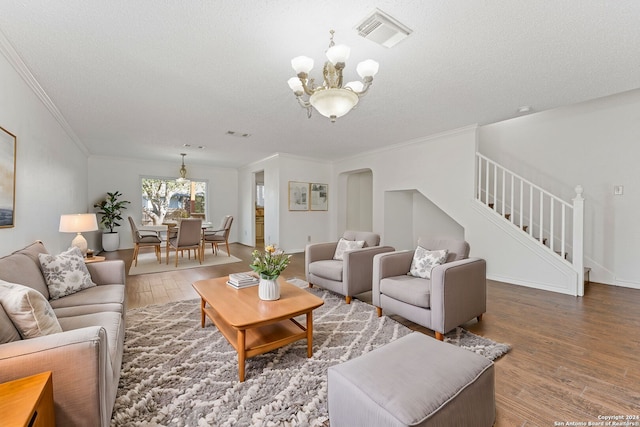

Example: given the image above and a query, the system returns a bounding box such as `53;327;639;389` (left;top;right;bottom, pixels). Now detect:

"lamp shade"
59;213;99;233
291;56;314;74
287;77;304;93
325;44;350;64
309;88;359;122
356;59;379;79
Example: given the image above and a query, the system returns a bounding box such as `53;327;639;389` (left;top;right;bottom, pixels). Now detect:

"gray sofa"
0;241;126;427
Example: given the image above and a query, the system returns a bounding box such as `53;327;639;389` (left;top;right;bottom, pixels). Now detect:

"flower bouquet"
250;245;291;301
250;244;291;280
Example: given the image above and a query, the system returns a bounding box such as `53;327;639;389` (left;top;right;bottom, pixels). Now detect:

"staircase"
475;153;586;296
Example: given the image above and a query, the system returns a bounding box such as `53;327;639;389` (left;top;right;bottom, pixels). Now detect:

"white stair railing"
476;153;585;294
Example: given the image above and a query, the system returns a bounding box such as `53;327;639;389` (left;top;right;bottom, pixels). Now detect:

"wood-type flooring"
104;243;640;426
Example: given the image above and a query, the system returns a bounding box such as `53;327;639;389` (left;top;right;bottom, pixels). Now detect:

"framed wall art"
0;126;16;228
288;181;309;211
310;183;328;211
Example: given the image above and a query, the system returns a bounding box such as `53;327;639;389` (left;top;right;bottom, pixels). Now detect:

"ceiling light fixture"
176;153;188;183
287;30;379;123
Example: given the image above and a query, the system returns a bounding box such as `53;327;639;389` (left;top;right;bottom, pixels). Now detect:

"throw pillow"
333;238;365;261
38;246;97;300
408;246;449;279
0;280;62;339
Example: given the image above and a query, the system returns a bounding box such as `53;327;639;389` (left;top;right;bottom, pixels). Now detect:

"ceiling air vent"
355;8;412;48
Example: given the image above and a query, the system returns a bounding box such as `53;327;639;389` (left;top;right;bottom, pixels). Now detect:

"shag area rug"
111;287;509;426
128;250;241;276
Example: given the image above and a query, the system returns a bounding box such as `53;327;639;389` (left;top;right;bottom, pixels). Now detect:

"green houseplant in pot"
94;191;130;251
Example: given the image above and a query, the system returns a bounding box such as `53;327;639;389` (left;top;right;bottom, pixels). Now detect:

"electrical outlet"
307;235;311;242
614;185;624;195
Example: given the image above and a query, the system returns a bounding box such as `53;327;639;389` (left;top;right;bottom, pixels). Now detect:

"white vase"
102;232;120;252
258;276;280;301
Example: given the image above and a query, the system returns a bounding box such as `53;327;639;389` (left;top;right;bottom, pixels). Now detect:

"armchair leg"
345;296;352;304
477;313;483;322
376;307;382;317
435;332;444;341
308;283;313;288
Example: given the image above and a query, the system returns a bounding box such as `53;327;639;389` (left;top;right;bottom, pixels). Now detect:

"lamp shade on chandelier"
288;30;379;122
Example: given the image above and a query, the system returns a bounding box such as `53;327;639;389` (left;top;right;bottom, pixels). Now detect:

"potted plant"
94;191;130;251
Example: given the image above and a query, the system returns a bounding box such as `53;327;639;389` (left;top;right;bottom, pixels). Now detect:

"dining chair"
128;216;162;266
202;215;233;257
166;218;203;266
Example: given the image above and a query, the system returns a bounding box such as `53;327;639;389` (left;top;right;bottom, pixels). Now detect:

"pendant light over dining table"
176;153;188;183
287;30;379;123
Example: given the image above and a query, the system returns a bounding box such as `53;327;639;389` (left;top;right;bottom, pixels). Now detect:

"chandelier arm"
297;73;317;96
355;78;374;97
294;94;313;118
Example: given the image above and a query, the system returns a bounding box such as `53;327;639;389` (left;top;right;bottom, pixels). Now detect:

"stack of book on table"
227;272;259;289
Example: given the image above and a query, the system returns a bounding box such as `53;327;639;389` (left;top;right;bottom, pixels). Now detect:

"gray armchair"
305;231;395;304
373;238;486;340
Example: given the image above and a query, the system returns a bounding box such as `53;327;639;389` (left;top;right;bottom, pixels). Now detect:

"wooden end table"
192;277;324;382
0;371;55;426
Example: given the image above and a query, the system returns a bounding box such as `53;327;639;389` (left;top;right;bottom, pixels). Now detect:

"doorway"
255;171;265;246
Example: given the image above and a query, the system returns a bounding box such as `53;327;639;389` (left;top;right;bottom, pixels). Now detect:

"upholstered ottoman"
327;332;495;427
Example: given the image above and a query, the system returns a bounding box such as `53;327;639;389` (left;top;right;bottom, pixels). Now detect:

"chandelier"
287;30;379;122
176;153;188;183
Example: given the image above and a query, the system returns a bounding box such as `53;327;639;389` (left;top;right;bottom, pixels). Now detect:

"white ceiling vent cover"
355;9;412;48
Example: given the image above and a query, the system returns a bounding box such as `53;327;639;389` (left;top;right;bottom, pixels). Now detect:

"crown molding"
0;29;88;156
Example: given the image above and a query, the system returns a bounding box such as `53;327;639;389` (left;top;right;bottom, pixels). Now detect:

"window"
141;177;207;225
256;184;265;207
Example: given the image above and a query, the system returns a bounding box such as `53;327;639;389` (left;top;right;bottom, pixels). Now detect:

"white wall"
238;154;332;253
0;45;90;256
479;88;640;288
346;170;373;231
333;126;578;295
88;155;238;250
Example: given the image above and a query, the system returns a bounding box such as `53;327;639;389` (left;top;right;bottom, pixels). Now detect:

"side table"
0;371;55;426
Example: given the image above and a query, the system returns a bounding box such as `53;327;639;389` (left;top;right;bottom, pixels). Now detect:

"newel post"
572;185;585;296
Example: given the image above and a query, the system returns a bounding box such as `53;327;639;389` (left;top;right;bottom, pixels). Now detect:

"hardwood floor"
105;244;640;426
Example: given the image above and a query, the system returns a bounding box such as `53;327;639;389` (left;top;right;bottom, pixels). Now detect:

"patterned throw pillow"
333;238;366;261
408;246;449;279
38;247;97;300
0;280;62;339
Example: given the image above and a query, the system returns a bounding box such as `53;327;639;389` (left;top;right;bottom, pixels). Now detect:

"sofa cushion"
0;280;62;339
380;276;431;309
333;238;365;261
409;246;448;279
38;247;96;300
0;241;50;299
48;285;125;311
53;303;124;319
309;259;343;282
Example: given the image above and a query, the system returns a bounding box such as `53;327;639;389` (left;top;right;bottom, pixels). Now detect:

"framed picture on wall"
288;181;309;211
310;183;328;211
0;126;16;228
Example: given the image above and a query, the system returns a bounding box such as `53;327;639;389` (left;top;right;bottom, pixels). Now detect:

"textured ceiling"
1;1;639;168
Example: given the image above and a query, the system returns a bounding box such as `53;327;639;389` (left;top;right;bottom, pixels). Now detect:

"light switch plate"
614;185;624;195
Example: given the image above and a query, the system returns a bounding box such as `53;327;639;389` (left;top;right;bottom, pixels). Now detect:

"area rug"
128;250;242;276
111;287;509;426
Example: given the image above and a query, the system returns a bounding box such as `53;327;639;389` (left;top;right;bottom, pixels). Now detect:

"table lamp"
59;213;99;256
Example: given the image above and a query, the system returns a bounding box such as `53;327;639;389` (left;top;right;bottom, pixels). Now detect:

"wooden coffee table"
192;276;324;381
